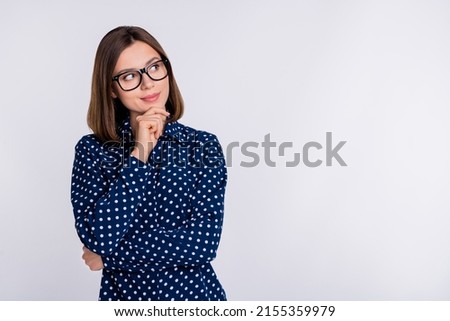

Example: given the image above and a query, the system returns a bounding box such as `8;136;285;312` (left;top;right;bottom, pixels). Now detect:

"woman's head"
87;26;184;142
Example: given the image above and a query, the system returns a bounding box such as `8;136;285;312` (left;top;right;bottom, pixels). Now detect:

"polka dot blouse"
71;118;227;301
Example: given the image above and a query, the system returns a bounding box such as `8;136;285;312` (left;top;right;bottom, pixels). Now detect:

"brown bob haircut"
87;26;184;142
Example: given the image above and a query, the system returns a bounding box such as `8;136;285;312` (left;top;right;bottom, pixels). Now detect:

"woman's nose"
141;72;155;89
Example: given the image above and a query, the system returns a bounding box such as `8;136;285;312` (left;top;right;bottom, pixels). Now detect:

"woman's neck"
129;111;140;137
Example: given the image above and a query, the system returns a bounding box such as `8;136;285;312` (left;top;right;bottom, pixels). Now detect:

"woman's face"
112;41;170;115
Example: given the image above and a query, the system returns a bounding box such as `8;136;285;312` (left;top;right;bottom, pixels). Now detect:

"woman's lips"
141;93;160;103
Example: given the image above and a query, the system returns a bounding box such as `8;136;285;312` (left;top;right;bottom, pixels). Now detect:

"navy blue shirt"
71;119;227;300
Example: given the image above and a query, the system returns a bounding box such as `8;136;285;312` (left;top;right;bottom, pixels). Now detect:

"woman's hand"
131;107;170;163
82;246;104;271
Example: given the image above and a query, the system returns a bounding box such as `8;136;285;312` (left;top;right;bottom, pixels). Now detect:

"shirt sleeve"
102;134;227;271
70;136;151;256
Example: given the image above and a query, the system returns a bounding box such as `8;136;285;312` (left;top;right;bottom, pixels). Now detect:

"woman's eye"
149;63;161;72
121;73;136;81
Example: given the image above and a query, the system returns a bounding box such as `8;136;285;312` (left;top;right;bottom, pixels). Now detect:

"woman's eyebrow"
116;57;160;74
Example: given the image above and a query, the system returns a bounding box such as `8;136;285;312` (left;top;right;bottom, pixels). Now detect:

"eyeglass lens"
117;60;168;91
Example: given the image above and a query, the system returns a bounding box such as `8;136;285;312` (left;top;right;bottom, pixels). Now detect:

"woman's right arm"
70;136;150;256
72;108;167;257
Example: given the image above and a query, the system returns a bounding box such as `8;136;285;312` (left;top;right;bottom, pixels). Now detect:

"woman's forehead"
115;41;160;71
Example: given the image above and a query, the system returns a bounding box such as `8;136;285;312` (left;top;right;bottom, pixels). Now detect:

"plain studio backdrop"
0;0;449;300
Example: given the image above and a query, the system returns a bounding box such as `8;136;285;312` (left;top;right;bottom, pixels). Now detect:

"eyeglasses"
112;59;169;91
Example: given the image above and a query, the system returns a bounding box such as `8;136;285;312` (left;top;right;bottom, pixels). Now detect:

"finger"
82;250;92;261
143;106;170;115
82;246;91;254
138;116;167;128
138;117;164;137
82;247;88;259
142;108;170;121
134;117;165;144
147;121;160;133
154;117;164;138
137;114;165;124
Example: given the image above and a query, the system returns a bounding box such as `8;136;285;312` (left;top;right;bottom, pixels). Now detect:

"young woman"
71;26;227;301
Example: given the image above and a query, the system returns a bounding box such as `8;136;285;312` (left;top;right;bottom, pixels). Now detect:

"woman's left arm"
102;134;228;271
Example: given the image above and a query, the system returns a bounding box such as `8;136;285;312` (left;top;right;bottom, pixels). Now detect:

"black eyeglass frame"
112;58;170;92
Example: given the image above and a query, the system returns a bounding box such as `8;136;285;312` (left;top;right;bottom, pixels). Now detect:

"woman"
71;26;227;301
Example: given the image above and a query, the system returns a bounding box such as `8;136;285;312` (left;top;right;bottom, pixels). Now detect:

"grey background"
1;0;449;300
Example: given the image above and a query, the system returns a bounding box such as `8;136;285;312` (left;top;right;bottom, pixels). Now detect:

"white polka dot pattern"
71;120;227;301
